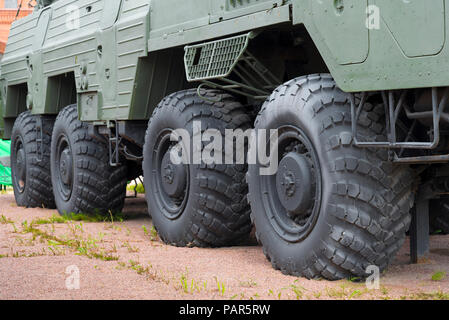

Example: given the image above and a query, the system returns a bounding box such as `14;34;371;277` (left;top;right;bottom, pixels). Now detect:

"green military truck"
1;0;448;280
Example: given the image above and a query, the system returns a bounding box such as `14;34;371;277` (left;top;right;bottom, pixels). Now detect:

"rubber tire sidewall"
51;112;79;215
249;90;334;273
144;103;198;245
11;120;31;207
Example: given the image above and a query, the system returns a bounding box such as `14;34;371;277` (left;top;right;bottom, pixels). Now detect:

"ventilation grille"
184;33;250;81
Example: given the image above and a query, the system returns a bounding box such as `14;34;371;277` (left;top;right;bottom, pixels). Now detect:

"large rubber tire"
11;111;55;208
430;199;449;234
143;89;252;247
50;105;127;215
248;74;415;280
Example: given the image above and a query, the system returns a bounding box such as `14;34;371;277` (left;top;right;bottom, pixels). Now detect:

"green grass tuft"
431;271;446;282
127;182;145;194
32;212;124;225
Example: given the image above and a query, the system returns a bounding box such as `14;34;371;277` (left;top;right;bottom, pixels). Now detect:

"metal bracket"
405;172;449;264
406;175;449;263
350;88;449;164
35;116;50;163
410;197;430;264
108;121;121;167
184;32;282;100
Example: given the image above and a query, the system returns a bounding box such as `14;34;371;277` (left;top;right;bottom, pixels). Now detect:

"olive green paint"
1;0;448;137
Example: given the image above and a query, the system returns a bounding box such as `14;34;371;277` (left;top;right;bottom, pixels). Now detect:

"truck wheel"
430;199;449;234
11;111;55;208
50;105;127;216
143;89;252;247
248;74;415;280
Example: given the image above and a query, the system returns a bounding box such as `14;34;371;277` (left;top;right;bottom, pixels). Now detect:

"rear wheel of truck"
247;74;415;280
143;89;252;247
11;111;55;208
50;105;127;216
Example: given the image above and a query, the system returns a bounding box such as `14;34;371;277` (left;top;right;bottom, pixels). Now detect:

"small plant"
33;212;124;225
250;293;260;300
180;274;189;293
47;239;65;255
122;241;139;253
214;277;226;296
348;276;362;283
431;271;446;281
150;226;158;241
290;284;304;300
178;269;201;294
239;279;257;288
32;215;67;225
408;290;449;300
142;225;159;241
0;215;12;224
125;260;157;280
21;220;32;233
349;290;362;299
380;286;389;295
132;262;150;275
10;222;18;233
127;182;145;194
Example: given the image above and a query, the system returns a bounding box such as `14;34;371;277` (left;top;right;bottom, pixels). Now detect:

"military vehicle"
1;0;448;280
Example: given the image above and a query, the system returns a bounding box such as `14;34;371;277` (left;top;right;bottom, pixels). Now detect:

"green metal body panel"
293;0;448;92
1;0;449;135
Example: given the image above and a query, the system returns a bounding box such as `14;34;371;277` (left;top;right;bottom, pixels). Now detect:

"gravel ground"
0;191;448;300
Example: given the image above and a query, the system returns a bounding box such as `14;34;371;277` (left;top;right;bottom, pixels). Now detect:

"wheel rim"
260;125;322;243
55;134;74;201
152;129;189;220
12;138;26;193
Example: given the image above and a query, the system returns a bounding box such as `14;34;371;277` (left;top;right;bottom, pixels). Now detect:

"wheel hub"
55;136;74;201
160;150;187;199
59;148;72;185
16;147;26;190
276;152;313;216
281;170;297;197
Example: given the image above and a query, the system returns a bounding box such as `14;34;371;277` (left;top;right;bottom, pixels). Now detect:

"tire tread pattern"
144;89;252;247
250;74;415;280
53;105;127;215
11;111;55;208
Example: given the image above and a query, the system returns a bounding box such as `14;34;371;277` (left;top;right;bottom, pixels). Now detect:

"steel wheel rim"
12;137;26;194
55;134;74;202
260;125;322;243
152;129;189;220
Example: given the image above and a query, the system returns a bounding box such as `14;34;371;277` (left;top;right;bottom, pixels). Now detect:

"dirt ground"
0;191;448;300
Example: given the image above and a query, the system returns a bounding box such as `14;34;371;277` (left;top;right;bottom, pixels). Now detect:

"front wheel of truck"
247;74;415;280
50;105;127;216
